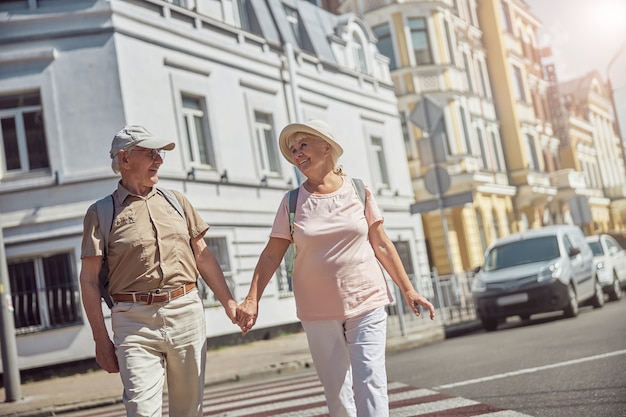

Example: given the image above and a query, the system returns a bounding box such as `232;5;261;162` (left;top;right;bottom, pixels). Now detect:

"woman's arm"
237;237;291;334
368;221;435;319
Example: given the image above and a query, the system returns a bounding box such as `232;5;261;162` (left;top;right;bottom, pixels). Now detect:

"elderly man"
80;125;237;417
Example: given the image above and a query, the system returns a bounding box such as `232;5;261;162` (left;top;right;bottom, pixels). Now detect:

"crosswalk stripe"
58;370;533;416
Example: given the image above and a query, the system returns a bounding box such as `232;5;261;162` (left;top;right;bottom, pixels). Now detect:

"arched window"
351;32;368;73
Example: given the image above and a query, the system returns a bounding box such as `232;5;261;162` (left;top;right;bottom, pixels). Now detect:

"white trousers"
112;289;206;417
302;306;389;417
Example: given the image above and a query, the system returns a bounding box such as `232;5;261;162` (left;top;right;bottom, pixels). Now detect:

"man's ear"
120;150;129;165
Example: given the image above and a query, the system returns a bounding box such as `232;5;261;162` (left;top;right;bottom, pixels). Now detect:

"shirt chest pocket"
112;212;146;259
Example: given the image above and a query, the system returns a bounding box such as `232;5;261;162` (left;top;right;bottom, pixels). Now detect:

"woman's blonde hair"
290;132;344;175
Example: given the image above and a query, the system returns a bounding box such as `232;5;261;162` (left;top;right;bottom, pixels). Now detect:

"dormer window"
352;33;368;73
284;5;302;47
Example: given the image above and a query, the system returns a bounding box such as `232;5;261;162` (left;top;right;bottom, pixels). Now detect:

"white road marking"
434;349;626;389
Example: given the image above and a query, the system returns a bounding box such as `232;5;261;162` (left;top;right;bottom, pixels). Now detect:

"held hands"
235;298;259;336
405;290;436;320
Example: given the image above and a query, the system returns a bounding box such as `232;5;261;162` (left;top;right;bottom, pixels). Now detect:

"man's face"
120;146;165;187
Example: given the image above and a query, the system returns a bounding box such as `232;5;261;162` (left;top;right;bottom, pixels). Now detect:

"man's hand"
236;298;259;336
95;338;119;373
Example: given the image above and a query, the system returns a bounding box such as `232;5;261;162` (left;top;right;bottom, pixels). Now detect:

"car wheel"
563;284;578;318
608;272;623;302
480;317;498;332
591;278;605;309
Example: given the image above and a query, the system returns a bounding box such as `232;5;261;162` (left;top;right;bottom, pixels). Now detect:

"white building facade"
0;0;434;371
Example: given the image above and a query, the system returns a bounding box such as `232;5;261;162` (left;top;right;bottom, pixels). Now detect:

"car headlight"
471;277;487;293
537;262;562;283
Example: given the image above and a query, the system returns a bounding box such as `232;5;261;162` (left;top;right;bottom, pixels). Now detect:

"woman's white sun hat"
278;120;344;166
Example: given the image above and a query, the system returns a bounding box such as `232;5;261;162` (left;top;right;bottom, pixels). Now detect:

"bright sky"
525;0;626;137
525;0;626;85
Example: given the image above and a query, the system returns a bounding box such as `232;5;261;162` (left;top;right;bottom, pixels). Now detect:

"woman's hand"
236;298;259;336
404;289;436;320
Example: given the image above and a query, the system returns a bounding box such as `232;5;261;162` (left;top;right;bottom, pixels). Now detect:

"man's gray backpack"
94;188;185;308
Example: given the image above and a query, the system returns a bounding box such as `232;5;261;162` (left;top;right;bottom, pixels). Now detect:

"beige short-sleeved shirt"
270;177;393;321
81;182;209;295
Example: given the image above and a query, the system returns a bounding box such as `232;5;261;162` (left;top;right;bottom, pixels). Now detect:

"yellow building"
338;0;516;273
554;70;626;232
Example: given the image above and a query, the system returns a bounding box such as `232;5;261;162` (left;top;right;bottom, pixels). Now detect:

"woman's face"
289;136;331;174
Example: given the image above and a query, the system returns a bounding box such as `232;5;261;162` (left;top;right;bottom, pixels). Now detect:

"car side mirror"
473;265;482;274
568;247;581;258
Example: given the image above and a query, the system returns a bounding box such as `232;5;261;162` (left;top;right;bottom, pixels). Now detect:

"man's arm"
79;256;119;373
191;235;237;323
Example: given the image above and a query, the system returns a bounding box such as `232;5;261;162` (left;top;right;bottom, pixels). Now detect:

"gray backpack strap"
350;178;367;211
157;187;185;220
94;194;114;308
95;195;114;251
287;187;299;236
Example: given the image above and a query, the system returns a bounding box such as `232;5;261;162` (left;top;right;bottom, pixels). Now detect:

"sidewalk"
0;322;475;417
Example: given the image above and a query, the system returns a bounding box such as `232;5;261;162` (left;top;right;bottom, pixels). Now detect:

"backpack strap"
95;195;114;252
350;178;366;209
287;187;299;237
157;187;185;220
95;194;114;308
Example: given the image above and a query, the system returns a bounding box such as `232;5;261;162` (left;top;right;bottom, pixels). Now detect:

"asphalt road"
387;298;626;417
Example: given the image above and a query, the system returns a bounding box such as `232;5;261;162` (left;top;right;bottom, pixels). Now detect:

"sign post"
409;96;460;279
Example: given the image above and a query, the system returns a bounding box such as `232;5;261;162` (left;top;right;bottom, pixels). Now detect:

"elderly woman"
236;120;435;417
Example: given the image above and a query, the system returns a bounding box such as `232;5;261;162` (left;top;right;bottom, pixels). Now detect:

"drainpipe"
285;42;303;184
285;42;302;124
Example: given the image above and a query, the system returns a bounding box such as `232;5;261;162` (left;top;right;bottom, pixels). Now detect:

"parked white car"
472;225;604;331
586;234;626;301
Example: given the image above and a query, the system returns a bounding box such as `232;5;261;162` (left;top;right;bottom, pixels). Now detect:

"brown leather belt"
112;282;196;305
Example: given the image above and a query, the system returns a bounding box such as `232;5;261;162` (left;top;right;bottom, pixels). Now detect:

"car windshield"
483;236;560;272
588;241;604;256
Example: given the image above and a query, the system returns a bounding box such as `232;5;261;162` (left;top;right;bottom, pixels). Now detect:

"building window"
387;240;416;316
277;246;294;295
408;18;433;65
235;0;251;31
284;5;302;47
371;136;390;188
463;52;474;93
182;94;215;167
400;112;413;159
476;210;487;252
198;237;234;306
512;65;527;102
351;33;368;73
525;134;540;171
492;209;500;239
0;91;49;177
476;127;489;169
500;1;513;33
477;60;489;97
490;132;504;172
8;252;81;334
444;21;456;66
460;108;472;155
373;23;397;70
254;111;280;175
